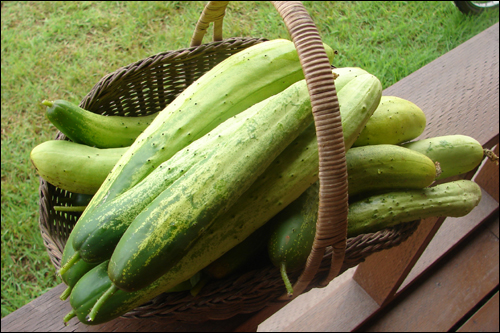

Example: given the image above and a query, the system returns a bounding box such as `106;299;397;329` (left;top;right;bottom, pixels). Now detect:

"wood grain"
457;291;499;332
356;215;499;332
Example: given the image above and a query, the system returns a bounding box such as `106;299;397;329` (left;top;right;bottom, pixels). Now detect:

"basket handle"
191;1;349;298
190;1;229;47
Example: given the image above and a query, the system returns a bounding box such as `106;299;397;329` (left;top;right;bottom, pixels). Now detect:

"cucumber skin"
267;179;482;277
67;72;382;325
108;78;316;292
60;67;355;288
267;143;437;275
45;99;158;149
353;96;426;146
63;39;334;271
267;181;319;273
71;99;269;264
346;144;436;197
78;39;334;213
347;180;482;237
401;135;484;180
30;140;127;195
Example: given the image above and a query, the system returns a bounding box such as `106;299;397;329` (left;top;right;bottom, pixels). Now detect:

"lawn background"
1;1;499;318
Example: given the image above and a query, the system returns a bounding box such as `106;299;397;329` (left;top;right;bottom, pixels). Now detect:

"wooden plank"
399;188;498;292
254;268;358;332
355;215;499;332
456;291;499;333
276;275;379;332
352;216;445;306
0;283;257;332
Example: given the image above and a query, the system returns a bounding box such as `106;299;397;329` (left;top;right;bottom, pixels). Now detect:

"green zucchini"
346;144;436;197
30;140;127;195
65;71;382;325
353;95;427;146
107;77;316;293
42;100;158;149
401;135;484;180
61;39;335;274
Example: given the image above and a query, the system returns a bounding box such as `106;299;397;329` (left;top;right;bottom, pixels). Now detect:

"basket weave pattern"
38;1;420;324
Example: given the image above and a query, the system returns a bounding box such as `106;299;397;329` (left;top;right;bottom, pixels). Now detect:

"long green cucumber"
61;39;335;273
64;260;196;323
107;77;316;293
42;99;158;148
353;95;427;146
267;140;437;293
401;135;484;180
346;144;436;197
71;97;273;265
30;140;128;195
66;71;382;325
79;39;334;211
57;66;356;290
347;179;482;236
267;179;482;295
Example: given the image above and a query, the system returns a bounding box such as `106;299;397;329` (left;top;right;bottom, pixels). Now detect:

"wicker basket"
38;1;420;324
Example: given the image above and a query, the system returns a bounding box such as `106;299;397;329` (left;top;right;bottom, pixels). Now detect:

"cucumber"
42;100;158;148
347;179;482;236
65;72;382;325
64;261;195;323
60;230;100;301
267;181;320;295
332;67;370;89
31;140;128;195
353;96;426;146
267;179;482;295
346;144;437;197
267;142;437;296
107;77;316;293
401;135;484;180
71;97;273;265
58;65;353;287
61;39;335;274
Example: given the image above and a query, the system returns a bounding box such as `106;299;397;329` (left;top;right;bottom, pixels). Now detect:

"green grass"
1;1;498;319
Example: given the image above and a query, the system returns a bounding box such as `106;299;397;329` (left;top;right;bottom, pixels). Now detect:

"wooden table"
2;22;498;333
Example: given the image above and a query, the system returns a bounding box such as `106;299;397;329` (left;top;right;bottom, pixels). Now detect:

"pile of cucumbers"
31;39;490;325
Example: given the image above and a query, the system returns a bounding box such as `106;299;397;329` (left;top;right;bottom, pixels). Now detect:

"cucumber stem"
41;100;54;107
63;310;76;324
280;262;294;297
54;205;87;212
60;286;72;301
58;252;80;277
87;284;119;322
484;148;499;165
